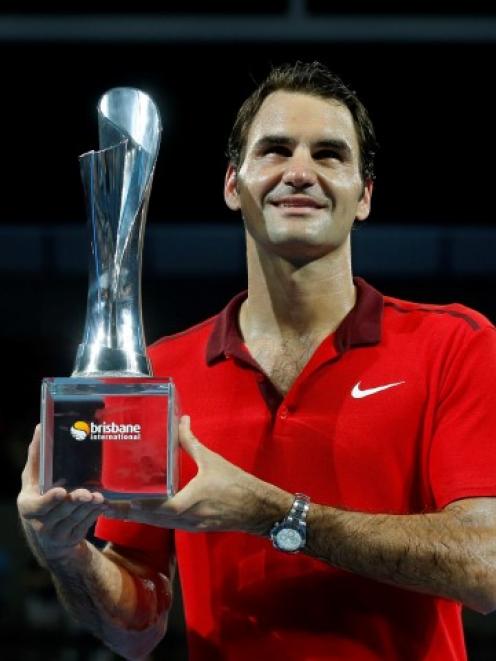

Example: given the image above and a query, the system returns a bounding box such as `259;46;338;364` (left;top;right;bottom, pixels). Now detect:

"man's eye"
314;149;341;160
264;146;291;156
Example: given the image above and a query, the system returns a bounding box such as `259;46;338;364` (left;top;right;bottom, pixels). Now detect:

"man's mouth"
271;196;326;209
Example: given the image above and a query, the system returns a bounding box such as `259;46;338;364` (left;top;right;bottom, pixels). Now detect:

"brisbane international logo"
70;420;90;441
69;420;141;441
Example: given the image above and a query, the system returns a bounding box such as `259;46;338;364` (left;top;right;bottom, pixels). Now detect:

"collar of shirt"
206;276;383;367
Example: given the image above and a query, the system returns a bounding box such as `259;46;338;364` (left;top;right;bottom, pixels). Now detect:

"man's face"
225;90;372;264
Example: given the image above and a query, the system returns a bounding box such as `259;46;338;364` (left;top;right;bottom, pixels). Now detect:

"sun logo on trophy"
70;420;90;441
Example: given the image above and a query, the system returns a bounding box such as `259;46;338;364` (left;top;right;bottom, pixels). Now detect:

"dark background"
2;3;496;660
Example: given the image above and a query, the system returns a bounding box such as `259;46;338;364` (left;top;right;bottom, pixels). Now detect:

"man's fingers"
50;501;106;539
178;415;207;465
19;488;102;520
69;507;104;541
18;488;67;519
131;477;201;519
21;424;42;489
41;494;103;528
161;476;202;515
68;489;105;506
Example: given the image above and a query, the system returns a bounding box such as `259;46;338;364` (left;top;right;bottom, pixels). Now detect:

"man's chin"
264;238;338;265
245;223;348;263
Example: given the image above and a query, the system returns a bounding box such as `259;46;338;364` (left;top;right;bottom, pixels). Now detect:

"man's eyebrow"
314;138;352;155
253;135;295;150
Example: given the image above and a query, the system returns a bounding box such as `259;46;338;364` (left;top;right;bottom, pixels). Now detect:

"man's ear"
355;178;373;223
224;163;241;211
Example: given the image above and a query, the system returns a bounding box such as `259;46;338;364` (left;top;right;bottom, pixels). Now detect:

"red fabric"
100;394;168;495
96;277;496;660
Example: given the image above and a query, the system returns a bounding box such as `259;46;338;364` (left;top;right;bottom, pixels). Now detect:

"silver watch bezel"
272;523;305;552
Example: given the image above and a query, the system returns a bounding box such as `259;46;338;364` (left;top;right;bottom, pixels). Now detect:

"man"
18;61;496;660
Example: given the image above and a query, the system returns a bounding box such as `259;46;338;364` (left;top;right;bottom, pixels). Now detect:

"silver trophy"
40;88;178;499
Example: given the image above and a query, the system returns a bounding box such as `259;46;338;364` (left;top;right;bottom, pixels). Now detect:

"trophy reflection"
40;88;178;499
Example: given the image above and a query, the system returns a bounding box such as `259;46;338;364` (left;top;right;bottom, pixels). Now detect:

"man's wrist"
20;519;88;572
250;482;293;537
44;540;92;573
266;489;295;535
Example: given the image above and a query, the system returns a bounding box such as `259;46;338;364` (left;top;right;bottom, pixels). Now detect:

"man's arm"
45;541;172;660
304;497;496;613
107;415;496;615
18;426;173;661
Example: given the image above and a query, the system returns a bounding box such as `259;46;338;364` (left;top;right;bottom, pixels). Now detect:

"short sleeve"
429;326;496;509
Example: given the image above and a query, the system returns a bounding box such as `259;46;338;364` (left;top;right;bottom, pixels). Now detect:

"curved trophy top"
98;87;162;160
96;87;162;252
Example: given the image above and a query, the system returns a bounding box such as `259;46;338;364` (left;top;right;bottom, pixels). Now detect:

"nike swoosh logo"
351;380;405;399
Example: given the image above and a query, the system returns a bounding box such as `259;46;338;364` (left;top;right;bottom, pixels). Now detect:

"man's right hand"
17;424;108;567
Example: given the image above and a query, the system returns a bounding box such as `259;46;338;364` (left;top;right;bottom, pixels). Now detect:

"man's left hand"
104;415;292;536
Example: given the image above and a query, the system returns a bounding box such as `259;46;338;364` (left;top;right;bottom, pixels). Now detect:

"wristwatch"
270;493;311;553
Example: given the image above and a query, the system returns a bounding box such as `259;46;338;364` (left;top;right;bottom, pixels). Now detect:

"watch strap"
287;493;310;525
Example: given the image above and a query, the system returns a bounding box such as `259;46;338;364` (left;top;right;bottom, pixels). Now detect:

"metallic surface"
73;88;162;376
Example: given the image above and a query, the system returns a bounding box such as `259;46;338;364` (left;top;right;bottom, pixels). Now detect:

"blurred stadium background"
2;2;496;659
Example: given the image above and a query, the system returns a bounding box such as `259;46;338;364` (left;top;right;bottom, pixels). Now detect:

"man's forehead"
246;90;358;146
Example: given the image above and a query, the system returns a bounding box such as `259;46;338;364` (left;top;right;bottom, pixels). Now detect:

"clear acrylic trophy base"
40;377;179;500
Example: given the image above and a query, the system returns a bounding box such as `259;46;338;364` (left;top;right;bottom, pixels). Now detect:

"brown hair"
227;61;377;182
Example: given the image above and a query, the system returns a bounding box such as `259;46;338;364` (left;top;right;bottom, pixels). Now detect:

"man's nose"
282;152;317;189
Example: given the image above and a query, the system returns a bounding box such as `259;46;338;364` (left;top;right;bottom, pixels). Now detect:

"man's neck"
240;234;356;344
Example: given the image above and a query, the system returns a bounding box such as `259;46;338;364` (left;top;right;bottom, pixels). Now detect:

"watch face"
275;527;303;552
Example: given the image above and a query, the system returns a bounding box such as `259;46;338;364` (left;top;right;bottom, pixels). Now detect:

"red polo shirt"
96;277;496;660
